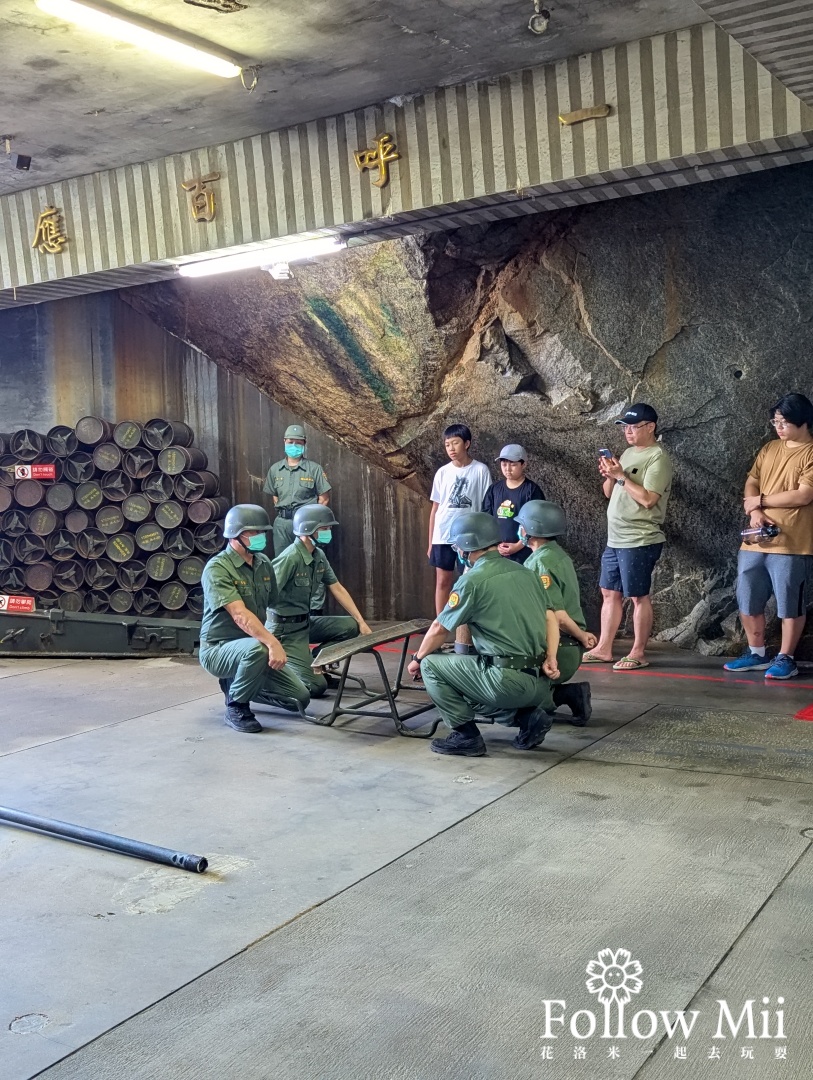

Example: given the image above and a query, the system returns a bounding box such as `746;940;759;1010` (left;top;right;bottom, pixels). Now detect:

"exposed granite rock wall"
123;162;813;655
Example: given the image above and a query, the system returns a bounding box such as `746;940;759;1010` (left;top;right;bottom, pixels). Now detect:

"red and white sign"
0;594;36;613
14;464;57;481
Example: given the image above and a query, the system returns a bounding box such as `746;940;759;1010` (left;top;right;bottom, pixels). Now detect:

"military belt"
268;612;309;624
559;634;583;647
275;507;295;520
481;654;540;673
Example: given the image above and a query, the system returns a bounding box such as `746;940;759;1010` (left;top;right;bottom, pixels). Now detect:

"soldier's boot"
552;682;592;727
453;643;478;655
512;705;553;750
218;677;233;703
224;701;262;734
430;722;487;757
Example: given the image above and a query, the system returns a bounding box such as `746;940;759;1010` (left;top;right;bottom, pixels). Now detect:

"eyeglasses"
622;422;653;431
770;418;791;429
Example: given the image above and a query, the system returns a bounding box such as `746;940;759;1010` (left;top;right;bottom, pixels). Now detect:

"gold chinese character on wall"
181;172;221;223
31;206;68;254
354;133;400;188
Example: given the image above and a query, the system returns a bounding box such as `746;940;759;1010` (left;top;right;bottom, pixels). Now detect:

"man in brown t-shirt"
724;393;813;680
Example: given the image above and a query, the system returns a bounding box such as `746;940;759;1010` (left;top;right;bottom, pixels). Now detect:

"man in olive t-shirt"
584;403;672;671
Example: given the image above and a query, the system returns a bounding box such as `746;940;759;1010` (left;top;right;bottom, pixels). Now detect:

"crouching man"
260;504;372;698
516;500;597;725
407;512;560;757
199;504;310;733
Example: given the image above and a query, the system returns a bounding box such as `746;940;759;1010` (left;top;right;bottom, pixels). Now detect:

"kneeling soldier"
199;504;311;734
516;500;597;725
407;511;560;756
263;504;372;697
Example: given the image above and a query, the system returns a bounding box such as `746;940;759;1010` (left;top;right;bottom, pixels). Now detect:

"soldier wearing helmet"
406;511;561;756
198;504;311;734
263;423;332;559
259;503;372;697
515;500;598;726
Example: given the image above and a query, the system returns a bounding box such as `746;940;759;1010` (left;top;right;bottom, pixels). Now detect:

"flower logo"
586;949;643;1037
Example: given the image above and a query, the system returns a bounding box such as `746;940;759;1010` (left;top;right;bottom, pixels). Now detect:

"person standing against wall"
582;403;672;671
483;444;545;564
263;424;332;558
723;393;813;680
427;423;492;654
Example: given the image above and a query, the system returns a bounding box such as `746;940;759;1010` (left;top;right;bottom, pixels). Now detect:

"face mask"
454;547;472;568
519;528;531;548
315;529;332;545
285;442;305;458
245;533;267;552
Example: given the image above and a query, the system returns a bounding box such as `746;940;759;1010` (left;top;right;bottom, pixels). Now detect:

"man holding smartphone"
583;403;672;671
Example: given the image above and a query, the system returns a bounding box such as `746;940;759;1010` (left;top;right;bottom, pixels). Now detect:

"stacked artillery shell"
0;418;225;619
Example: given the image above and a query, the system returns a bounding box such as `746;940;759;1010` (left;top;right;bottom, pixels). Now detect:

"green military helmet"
293;503;339;536
449;511;502;552
515;500;566;538
223;503;273;538
284;424;306;440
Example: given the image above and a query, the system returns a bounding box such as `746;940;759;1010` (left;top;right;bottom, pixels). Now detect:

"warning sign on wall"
14;464;57;481
0;594;36;613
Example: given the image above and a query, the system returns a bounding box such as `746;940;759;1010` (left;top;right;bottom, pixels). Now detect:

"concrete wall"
0;293;433;620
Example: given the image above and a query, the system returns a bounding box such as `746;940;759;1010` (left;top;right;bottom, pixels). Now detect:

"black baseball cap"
615;403;658;425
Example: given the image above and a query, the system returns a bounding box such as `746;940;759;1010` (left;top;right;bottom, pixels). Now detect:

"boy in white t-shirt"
427;424;492;617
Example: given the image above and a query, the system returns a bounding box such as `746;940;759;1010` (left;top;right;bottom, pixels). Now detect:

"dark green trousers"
199;638;310;709
260;615;358;697
420;655;554;730
552;641;584;685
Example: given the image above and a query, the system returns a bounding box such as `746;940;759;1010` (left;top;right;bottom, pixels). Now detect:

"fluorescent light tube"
177;237;347;277
35;0;242;78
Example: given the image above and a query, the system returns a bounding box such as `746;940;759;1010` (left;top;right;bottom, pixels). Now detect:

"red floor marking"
374;638;422;654
580;666;813;691
794;705;813;721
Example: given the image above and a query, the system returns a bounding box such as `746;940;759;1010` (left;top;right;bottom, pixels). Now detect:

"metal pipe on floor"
0;806;208;873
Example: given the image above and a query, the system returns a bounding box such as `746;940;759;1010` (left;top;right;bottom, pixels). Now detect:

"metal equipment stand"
303;619;443;738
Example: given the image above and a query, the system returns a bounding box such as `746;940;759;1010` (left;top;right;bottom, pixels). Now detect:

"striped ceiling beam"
696;0;813;105
1;22;812;307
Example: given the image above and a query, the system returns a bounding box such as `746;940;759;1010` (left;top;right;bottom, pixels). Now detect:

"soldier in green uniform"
199;504;311;734
261;504;372;698
516;500;597;725
406;512;561;757
263;424;332;558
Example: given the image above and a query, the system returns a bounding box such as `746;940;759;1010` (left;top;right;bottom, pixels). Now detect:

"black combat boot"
430;722;487;756
218;677;233;703
512;705;553;750
224;701;262;733
552;682;592;726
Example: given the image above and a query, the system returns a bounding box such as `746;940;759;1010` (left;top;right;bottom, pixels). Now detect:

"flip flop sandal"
612;656;650;671
581;652;613;664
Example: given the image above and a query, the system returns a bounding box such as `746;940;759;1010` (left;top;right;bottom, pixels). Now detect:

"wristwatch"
411;653;422;664
616;476;626;486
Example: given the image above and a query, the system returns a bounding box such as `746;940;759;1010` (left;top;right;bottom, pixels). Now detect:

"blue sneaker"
765;653;799;680
723;648;774;672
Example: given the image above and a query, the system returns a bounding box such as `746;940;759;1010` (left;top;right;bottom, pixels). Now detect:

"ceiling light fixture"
176;236;347;277
35;0;242;78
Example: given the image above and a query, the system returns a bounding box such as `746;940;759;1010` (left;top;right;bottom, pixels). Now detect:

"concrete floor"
0;641;811;1079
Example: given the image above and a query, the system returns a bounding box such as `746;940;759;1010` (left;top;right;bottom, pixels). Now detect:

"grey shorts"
736;550;813;620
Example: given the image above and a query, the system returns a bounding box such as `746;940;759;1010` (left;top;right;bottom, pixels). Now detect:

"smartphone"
598;448;613;458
